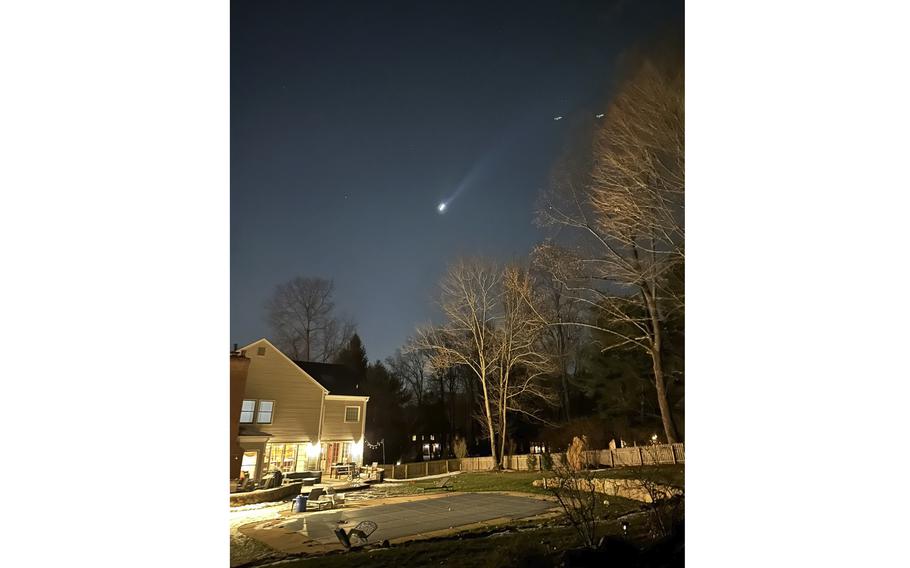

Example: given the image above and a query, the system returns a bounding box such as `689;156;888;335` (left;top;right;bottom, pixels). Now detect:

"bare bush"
453;436;468;460
547;436;601;549
633;445;684;538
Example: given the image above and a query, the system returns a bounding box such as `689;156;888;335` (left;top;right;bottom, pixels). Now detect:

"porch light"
306;442;321;458
351;439;364;460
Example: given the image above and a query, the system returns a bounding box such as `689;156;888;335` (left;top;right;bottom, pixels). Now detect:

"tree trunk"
647;295;679;443
561;371;571;421
479;373;500;469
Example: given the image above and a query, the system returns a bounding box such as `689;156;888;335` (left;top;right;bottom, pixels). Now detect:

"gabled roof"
293;361;365;397
238;338;329;394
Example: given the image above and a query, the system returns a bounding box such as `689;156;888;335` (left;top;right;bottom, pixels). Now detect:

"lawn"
396;464;684;495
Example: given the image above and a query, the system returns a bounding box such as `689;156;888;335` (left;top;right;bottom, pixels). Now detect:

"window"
344;406;360;422
240;400;255;423
257;400;273;423
264;443;298;474
257;346;266;356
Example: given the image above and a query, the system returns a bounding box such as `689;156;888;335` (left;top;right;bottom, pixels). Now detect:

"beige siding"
241;340;325;443
321;398;365;441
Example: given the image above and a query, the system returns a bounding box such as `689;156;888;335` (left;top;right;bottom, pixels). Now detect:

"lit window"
257;400;274;423
412;435;417;441
430;434;434;441
344;406;360;422
240;400;255;423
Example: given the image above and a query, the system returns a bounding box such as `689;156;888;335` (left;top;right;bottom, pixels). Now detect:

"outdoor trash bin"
293;494;308;513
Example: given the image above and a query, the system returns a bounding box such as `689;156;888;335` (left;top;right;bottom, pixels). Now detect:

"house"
232;338;369;482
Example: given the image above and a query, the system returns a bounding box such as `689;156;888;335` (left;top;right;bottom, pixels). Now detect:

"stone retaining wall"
532;477;681;503
229;482;303;506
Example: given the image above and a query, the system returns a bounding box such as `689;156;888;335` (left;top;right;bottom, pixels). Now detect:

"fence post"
425;461;429;477
638;446;644;465
671;443;677;464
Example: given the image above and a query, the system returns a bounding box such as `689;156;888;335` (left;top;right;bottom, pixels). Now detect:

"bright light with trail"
437;202;447;213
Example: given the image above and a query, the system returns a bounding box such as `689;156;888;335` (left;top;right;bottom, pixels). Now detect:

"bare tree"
537;57;684;443
265;276;355;362
413;259;502;467
387;345;430;408
531;269;585;421
414;259;556;469
493;265;558;463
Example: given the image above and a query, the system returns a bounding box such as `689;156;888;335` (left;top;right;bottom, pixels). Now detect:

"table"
331;464;352;479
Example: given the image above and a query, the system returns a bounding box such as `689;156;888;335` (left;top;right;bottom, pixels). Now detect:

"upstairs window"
240;400;255;423
344;406;360;423
257;400;274;424
257;346;266;356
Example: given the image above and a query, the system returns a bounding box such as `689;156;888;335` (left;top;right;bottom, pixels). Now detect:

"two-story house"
233;338;369;482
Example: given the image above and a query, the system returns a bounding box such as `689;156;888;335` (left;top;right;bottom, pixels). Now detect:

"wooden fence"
381;443;684;480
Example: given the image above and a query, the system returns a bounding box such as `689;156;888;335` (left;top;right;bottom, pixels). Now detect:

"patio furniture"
259;470;283;489
284;470;323;484
334;520;378;549
307;487;344;510
421;475;455;492
349;520;377;544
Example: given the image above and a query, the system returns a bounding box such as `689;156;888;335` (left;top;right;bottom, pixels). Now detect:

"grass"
395;464;684;495
278;517;659;568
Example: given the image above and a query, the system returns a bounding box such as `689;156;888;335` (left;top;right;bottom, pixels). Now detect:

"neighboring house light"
344;406;360;422
240;400;256;423
412;435;417;441
257;400;274;423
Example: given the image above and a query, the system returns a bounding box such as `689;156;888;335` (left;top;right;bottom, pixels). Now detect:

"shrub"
547;440;600;548
540;452;554;471
527;454;539;471
566;436;589;471
453;436;468;460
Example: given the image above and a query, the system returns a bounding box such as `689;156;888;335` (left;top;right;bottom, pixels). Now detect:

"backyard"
230;465;684;567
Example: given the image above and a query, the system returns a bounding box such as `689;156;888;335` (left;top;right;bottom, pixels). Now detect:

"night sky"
231;0;684;361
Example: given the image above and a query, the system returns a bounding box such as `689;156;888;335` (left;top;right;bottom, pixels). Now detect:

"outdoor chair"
349;520;377;544
326;486;345;507
334;520;378;549
306;488;332;511
307;487;344;510
421;475;455;492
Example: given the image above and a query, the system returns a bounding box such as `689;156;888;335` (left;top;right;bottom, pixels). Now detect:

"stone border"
230;482;303;507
